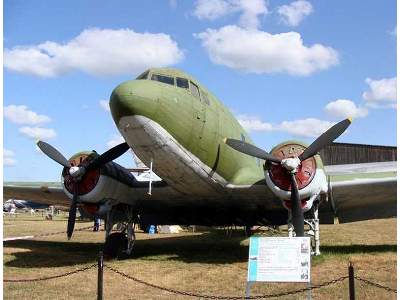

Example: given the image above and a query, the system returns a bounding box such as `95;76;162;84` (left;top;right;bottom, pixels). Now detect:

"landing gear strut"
103;205;138;259
287;200;321;256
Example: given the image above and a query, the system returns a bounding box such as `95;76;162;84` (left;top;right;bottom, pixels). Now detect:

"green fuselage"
110;68;265;185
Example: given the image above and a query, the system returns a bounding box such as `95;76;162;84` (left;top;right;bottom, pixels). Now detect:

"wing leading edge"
324;161;396;223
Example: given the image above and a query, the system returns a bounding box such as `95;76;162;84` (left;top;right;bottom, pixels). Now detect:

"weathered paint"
110;68;264;186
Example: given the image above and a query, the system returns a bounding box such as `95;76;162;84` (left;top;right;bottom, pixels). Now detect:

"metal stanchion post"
348;261;355;300
98;252;104;300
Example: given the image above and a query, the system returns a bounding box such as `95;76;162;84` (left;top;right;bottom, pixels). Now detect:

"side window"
200;90;211;105
151;74;175;86
177;77;189;89
189;81;200;98
136;71;149;80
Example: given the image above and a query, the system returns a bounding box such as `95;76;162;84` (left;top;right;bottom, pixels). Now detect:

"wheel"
103;232;128;259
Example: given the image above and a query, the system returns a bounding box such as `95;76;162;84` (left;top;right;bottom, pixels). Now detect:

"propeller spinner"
36;140;130;239
225;118;352;236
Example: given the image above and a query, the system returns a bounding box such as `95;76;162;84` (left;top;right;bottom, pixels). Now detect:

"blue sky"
4;0;397;181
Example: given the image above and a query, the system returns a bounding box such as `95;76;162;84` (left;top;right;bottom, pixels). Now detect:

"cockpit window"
190;81;200;98
200;90;211;105
151;74;175;86
176;77;189;89
136;71;149;80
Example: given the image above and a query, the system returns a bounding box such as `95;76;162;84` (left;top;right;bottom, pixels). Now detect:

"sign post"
246;236;311;298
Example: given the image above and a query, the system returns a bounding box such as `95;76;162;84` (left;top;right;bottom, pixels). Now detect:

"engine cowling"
61;151;137;206
264;141;328;212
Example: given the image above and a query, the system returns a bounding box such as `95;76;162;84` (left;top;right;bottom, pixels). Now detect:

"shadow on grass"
321;244;396;254
4;232;249;268
4;232;396;268
4;240;104;268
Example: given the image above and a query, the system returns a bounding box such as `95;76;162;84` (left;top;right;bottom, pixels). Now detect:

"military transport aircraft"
4;68;396;257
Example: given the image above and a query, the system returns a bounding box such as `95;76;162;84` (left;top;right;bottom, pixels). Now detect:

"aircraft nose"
109;80;157;122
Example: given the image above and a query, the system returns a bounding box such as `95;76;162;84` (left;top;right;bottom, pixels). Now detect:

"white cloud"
4;105;51;125
4;148;16;166
195;25;338;76
107;135;125;148
238;115;335;138
238;114;273;131
193;0;268;29
19;127;57;140
4;28;184;78
277;118;335;138
236;0;268;29
194;0;235;20
99;100;110;112
325;99;368;119
362;77;397;108
277;0;313;27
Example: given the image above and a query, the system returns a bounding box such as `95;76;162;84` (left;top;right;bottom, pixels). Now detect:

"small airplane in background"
4;68;396;258
3;199;49;212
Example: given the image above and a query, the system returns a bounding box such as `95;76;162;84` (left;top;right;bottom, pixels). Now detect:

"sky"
3;0;397;181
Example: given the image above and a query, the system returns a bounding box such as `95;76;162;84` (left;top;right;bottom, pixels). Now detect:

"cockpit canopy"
136;69;210;105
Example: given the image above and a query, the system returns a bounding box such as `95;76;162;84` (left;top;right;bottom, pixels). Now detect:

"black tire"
103;232;128;259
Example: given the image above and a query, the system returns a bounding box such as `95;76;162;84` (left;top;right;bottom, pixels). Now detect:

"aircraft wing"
322;161;396;223
3;182;70;207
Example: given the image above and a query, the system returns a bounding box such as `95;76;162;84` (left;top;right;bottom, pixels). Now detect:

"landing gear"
103;205;138;259
287;200;321;256
305;205;320;256
104;232;128;259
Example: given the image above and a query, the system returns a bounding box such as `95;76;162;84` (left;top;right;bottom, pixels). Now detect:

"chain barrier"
35;225;94;238
4;225;94;241
6;261;397;298
355;275;397;294
106;265;348;299
4;263;97;282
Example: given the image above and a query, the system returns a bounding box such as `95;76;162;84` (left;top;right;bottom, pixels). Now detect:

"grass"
3;214;397;299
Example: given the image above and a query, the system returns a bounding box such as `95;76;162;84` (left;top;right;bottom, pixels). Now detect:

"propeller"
225;118;352;236
37;140;130;239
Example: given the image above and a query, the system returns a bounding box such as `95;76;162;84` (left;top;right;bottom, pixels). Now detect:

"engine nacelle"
61;151;137;205
264;141;328;212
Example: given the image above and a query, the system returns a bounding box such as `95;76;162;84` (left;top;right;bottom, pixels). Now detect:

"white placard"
247;237;310;282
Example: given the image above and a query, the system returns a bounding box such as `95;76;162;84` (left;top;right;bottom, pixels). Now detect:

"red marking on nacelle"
283;199;308;209
267;143;316;191
63;153;100;196
81;203;99;215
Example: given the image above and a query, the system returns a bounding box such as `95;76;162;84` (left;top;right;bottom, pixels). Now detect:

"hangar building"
319;142;397;165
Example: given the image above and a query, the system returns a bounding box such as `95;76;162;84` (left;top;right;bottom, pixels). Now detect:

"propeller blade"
87;142;130;170
37;141;71;168
298;118;352;162
290;174;304;237
224;138;281;163
67;184;78;240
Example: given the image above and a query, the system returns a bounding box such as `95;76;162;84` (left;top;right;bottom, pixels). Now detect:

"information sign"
247;236;311;283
